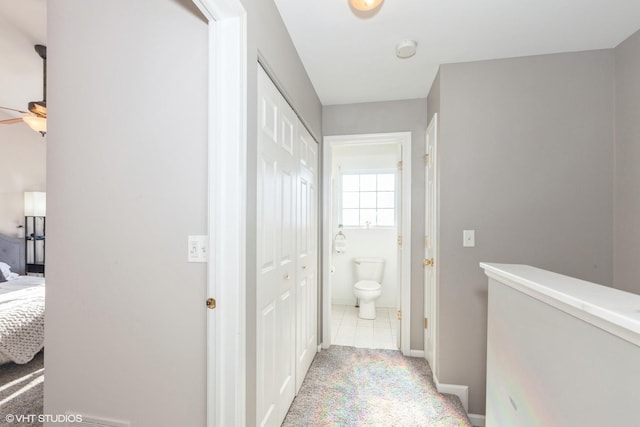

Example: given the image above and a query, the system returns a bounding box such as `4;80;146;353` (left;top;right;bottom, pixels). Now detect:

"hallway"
282;345;471;426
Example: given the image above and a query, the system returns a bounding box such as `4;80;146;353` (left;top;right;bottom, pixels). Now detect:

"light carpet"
283;345;472;426
0;351;44;427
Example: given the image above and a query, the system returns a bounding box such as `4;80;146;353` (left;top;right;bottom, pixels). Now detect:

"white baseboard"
331;298;357;306
409;349;425;358
434;374;469;412
317;345;322;352
467;413;486;426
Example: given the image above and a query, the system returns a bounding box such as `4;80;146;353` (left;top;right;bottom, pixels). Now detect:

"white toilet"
353;257;385;319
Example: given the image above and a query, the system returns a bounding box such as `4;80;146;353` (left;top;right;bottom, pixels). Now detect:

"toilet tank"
353;257;385;282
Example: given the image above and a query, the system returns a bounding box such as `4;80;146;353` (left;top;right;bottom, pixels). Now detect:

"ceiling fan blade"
0;118;24;125
0;106;29;114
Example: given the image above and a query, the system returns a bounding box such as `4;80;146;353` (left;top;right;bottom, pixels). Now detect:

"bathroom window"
341;172;395;227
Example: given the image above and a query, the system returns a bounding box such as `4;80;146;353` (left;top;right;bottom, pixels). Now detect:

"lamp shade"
24;192;46;216
349;0;383;11
22;115;47;135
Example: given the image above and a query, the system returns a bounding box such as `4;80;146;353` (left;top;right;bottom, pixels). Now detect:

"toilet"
353;257;385;319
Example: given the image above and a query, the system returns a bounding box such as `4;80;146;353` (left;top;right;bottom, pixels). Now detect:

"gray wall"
614;29;640;294
0;124;46;236
323;98;428;350
433;50;615;414
46;0;321;425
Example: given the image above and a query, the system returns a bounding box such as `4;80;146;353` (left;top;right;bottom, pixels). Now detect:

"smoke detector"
396;40;417;59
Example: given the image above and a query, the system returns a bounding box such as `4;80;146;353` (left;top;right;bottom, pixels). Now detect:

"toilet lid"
355;280;381;291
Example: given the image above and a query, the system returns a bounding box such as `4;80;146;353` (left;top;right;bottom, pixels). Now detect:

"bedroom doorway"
322;132;412;356
192;0;247;426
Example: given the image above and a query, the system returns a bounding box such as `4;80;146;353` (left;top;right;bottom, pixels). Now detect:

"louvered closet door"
257;66;297;427
295;125;318;392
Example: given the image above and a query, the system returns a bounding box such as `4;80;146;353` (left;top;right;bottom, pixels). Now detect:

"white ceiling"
0;0;46;121
2;1;639;111
274;0;640;105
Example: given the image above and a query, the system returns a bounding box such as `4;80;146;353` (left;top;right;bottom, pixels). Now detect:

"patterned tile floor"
331;304;399;350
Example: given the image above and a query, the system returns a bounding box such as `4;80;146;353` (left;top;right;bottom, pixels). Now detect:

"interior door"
395;143;403;349
424;113;438;370
295;125;318;392
257;66;297;427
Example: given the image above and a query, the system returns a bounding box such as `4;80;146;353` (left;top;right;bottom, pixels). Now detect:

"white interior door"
257;66;297;427
295;125;318;392
395;144;403;349
424;113;438;371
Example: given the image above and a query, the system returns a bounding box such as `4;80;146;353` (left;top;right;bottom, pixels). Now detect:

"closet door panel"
257;66;297;427
295;125;318;392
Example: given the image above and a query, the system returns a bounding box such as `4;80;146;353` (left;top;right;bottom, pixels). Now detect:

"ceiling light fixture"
23;115;47;135
396;40;417;59
0;45;47;137
349;0;383;12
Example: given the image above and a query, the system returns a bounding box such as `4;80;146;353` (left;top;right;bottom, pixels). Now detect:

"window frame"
338;169;397;229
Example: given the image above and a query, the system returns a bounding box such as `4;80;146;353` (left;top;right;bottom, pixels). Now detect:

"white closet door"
257;66;297;427
295;125;318;392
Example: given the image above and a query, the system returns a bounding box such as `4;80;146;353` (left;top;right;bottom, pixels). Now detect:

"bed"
0;234;45;365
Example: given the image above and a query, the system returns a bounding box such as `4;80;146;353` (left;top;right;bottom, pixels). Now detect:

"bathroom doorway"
322;132;412;355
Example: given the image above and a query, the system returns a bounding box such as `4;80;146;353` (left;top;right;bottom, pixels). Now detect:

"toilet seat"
354;280;381;291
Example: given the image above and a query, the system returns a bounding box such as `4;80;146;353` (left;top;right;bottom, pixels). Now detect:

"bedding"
0;284;44;364
0;262;45;365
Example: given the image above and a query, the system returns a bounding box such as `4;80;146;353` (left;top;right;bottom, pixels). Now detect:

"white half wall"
484;265;640;426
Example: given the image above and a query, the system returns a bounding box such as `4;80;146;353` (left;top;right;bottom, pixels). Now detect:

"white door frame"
191;0;247;426
424;114;438;375
322;132;412;356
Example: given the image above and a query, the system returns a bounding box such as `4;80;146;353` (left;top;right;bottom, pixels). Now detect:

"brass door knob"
206;298;216;309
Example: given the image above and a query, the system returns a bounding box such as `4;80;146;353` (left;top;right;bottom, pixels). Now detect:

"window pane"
360;174;376;191
360;209;376;226
377;191;394;208
360;192;376;209
342;209;359;226
342;175;359;192
377;173;395;191
377;209;395;226
342;191;359;208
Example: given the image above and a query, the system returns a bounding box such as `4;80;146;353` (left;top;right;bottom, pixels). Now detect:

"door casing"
424;114;439;374
192;0;247;425
322;132;412;356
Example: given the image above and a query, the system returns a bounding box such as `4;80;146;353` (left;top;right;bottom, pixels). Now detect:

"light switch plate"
463;230;475;247
188;235;208;262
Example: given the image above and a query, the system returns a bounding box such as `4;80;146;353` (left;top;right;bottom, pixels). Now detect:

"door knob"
206;298;216;309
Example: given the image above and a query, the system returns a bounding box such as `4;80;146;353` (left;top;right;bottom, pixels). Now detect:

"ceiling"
0;0;46;121
2;1;639;112
274;0;640;105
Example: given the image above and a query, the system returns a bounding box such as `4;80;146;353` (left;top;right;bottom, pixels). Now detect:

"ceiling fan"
0;44;47;137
